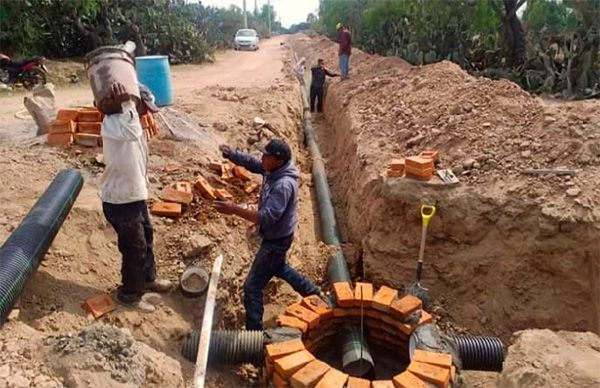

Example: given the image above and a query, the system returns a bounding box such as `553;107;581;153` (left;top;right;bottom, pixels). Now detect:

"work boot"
146;279;173;293
116;294;155;313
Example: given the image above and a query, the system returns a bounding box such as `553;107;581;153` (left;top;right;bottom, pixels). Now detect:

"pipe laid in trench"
300;87;373;376
0;169;84;325
446;335;505;372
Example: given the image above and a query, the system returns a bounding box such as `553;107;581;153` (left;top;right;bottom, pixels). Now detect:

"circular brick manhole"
263;282;455;387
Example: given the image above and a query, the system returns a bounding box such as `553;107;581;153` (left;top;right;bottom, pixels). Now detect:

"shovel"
405;204;436;309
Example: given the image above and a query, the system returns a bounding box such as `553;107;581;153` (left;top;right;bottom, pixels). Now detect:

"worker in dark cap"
215;139;323;330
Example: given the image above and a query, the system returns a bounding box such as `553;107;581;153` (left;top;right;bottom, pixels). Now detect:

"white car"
234;29;260;51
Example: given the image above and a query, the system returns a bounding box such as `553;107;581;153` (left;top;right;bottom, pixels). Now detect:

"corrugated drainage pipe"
182;329;264;365
299;85;373;376
0;169;84;325
446;335;505;372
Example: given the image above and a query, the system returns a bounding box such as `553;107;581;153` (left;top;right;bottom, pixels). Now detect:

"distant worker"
310;58;339;113
214;139;323;330
99;83;172;312
336;22;352;80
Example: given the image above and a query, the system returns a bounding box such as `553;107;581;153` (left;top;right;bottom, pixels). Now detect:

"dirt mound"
289;34;600;341
498;329;600;387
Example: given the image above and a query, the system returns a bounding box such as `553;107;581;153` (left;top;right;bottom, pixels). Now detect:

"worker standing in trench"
99;83;172;312
310;58;339;113
213;139;324;330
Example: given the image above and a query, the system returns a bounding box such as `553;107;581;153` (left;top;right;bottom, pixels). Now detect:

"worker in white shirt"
99;82;171;312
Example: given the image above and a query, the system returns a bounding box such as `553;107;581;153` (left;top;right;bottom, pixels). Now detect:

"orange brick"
77;122;102;134
354;282;373;307
393;371;429;388
391;295;422;320
372;381;395;388
333;282;354;308
47;133;73;146
419;311;433;326
83;294;116;319
140;114;151;129
285;303;320;329
49;119;76;134
301;295;333;320
412;350;453;369
175;181;193;194
233;165;253;181
332;308;349;318
147;113;157;132
77;110;102;122
419;150;439;162
214;188;233;201
244;182;260;194
273;371;290;388
274;350;315;378
209;161;223;172
194;176;217;200
347;376;371;388
277;315;308;334
161;187;193;205
405;156;434;170
221;163;235;180
387;168;404;178
388;159;405;171
405;168;433;181
365;309;382;319
407;361;450;388
290;359;330;388
314;368;348;388
450;366;456;385
384;333;408;350
74;133;101;147
266;339;305;361
348;308;365;317
150;202;182;218
56;109;79;122
372;286;398;312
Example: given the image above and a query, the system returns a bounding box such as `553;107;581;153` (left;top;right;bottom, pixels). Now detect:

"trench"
289;34;599;356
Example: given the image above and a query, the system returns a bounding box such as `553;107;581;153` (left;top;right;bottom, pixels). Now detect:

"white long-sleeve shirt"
100;100;149;204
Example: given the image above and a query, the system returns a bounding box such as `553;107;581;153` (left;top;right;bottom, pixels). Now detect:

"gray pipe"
300;87;373;376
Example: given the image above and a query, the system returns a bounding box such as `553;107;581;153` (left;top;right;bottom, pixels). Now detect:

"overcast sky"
199;0;319;28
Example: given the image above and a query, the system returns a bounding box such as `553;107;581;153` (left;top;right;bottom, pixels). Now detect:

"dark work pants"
244;235;320;330
309;85;324;113
103;200;156;302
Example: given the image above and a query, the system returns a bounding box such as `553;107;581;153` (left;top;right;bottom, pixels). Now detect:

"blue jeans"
103;200;156;302
244;235;320;330
339;54;350;79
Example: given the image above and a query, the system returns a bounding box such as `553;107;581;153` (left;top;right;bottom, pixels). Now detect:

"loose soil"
0;36;330;387
290;34;600;386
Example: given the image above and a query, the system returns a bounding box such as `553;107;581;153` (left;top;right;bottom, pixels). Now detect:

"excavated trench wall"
290;35;600;339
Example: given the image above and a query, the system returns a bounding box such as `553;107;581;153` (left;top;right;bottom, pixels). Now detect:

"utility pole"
254;0;258;15
267;0;271;36
243;0;248;28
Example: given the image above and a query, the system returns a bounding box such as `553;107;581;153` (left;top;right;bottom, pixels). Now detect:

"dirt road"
0;35;330;388
0;36;288;142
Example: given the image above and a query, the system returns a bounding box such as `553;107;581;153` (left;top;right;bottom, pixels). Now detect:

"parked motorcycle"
0;53;48;90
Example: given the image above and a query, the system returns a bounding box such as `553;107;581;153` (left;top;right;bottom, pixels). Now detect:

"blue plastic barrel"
135;55;173;107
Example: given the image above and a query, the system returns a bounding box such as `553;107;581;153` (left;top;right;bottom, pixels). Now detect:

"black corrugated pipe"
299;85;373;376
446;335;505;372
182;329;264;365
0;169;84;325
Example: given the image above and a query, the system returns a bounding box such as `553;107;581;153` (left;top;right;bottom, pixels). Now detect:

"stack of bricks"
404;156;434;181
47;107;159;147
270;282;456;387
150;181;192;218
386;159;405;178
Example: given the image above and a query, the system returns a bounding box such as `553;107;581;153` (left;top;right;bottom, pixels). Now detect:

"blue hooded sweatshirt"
227;150;299;240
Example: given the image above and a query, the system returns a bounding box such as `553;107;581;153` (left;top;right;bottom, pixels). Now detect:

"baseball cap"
255;139;292;162
139;84;159;113
336;22;343;30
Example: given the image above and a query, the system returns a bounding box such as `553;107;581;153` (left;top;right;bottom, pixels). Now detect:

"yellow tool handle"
421;205;436;227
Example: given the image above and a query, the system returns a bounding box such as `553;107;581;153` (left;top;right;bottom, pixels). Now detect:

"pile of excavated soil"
289;35;600;342
0;44;330;387
498;329;600;387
